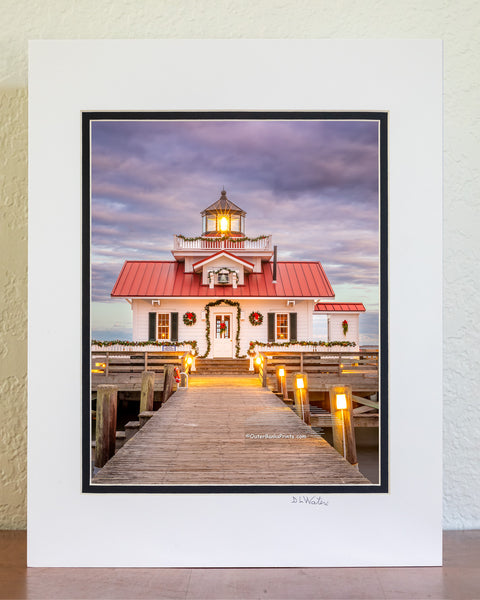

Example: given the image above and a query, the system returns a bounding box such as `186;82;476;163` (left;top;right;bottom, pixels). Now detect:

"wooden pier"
91;351;183;392
93;375;369;486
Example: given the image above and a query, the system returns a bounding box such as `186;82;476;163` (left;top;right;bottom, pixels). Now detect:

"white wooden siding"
132;298;317;356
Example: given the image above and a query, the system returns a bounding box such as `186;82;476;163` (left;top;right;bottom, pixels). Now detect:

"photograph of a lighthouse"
85;113;386;492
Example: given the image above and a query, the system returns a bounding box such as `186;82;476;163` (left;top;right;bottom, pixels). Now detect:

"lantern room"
201;189;246;235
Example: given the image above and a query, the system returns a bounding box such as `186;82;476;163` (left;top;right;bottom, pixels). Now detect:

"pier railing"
260;350;379;393
91;350;184;376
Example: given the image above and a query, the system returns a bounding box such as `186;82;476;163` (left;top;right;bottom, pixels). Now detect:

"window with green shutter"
289;312;297;342
171;312;179;342
148;312;156;341
267;313;275;342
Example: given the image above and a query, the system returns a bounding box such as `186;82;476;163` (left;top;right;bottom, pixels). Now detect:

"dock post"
182;352;194;374
329;385;358;466
294;373;310;425
163;364;175;403
140;371;155;413
276;364;288;401
261;353;268;388
95;385;118;468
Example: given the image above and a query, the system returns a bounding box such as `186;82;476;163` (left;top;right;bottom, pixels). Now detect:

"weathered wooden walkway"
93;375;369;486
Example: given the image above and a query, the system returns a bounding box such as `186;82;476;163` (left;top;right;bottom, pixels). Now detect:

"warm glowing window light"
278;367;285;378
219;216;229;231
336;393;347;410
95;362;106;368
296;377;304;389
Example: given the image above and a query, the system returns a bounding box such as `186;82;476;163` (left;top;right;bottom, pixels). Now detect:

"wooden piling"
163;364;175;403
261;353;268;388
293;373;310;425
139;370;155;413
95;384;118;468
329;385;358;466
276;364;288;401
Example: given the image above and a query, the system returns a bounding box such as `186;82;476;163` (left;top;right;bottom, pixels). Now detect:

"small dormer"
201;189;246;236
192;251;254;287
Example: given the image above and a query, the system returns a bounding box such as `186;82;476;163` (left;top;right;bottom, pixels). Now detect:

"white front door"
212;313;233;358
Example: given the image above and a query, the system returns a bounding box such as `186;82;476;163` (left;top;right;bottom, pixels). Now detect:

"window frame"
156;312;171;341
275;312;289;341
206;215;216;232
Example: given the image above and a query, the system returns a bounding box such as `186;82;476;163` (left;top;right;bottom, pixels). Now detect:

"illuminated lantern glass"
296;377;304;389
219;216;229;231
255;356;262;365
278;368;285;378
186;356;193;365
336;393;347;410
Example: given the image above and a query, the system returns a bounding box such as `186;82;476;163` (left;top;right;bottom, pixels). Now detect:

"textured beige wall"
1;1;479;530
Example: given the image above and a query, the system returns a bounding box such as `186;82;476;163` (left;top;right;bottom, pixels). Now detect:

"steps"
194;358;251;375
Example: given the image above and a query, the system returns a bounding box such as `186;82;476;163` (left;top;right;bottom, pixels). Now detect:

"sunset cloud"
90;118;381;344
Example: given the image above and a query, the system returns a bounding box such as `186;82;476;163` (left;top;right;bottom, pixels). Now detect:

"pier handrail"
91;350;184;375
261;350;379;395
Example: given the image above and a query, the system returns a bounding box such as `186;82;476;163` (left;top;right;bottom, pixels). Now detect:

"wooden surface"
329;385;358;466
264;351;379;394
139;371;155;413
95;385;118;468
93;375;369;486
2;530;479;599
91;373;165;392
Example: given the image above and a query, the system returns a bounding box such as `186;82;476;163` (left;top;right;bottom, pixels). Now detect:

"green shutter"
289;313;297;342
268;313;275;342
148;312;156;341
171;312;178;342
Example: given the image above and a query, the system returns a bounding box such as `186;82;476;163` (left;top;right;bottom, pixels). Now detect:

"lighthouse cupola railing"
173;188;272;251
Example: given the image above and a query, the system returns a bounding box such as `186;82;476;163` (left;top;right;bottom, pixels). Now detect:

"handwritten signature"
290;496;329;506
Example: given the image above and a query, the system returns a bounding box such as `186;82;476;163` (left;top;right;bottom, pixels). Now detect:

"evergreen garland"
248;339;357;355
200;299;245;358
91;339;199;354
176;234;268;243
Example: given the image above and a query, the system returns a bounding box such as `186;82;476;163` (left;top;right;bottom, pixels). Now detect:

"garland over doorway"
200;299;245;358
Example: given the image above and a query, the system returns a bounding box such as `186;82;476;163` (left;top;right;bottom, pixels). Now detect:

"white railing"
252;343;361;354
173;235;272;251
91;343;195;353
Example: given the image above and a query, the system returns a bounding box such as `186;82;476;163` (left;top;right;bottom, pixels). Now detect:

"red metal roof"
192;251;254;270
314;302;366;312
111;261;334;298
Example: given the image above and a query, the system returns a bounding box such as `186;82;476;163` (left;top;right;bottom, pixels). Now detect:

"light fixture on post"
254;354;262;376
328;385;358;467
336;393;347;410
276;365;288;402
336;392;347;458
294;373;310;424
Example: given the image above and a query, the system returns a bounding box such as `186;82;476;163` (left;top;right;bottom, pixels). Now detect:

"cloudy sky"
90;118;380;345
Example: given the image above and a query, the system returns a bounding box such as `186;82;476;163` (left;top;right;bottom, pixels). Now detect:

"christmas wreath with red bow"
183;312;197;326
249;311;264;326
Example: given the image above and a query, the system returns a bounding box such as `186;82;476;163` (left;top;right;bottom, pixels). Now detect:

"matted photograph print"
83;113;387;493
